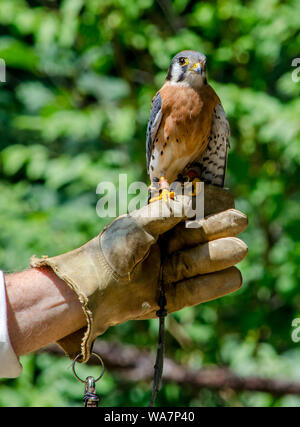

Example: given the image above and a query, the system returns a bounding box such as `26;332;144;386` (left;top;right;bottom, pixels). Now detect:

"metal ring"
72;352;105;383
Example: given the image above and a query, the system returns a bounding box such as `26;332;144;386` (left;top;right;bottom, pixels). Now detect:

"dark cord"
149;247;168;407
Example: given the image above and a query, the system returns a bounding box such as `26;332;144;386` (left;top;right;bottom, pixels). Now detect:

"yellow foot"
161;188;175;202
149;189;175;203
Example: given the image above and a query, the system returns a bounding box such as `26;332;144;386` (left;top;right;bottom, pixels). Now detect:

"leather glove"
30;185;248;362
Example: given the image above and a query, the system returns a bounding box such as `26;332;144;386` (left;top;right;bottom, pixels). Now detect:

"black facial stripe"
166;65;172;81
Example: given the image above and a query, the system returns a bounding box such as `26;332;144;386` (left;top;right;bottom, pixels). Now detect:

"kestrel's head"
166;51;207;88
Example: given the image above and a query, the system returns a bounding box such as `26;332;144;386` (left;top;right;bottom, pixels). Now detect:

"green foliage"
0;0;299;407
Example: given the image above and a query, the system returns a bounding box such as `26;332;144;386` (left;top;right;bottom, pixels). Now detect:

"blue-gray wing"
146;92;162;172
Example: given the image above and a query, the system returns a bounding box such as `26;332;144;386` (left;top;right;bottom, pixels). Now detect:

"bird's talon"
149;189;175;203
161;189;175;202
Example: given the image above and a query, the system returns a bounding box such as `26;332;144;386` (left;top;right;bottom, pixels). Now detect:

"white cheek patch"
171;63;184;82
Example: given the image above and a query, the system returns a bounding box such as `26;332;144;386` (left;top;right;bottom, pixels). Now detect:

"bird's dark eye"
178;57;187;66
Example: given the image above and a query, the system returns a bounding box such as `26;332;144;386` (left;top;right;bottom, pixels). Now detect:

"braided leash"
149;240;168;407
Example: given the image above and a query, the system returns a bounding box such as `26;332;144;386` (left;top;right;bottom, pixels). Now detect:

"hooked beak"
190;62;202;75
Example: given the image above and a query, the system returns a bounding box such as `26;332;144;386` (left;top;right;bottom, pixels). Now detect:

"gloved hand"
31;185;248;362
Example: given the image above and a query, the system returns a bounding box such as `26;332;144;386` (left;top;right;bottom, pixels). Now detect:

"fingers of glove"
166;266;242;313
130;195;194;238
164;237;248;283
166;209;248;254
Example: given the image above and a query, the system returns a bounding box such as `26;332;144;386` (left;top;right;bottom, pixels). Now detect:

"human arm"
5;267;86;357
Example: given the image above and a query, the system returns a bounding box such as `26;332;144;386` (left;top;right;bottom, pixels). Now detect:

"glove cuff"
30;235;112;362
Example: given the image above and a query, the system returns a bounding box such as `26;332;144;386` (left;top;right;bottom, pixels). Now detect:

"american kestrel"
146;50;230;201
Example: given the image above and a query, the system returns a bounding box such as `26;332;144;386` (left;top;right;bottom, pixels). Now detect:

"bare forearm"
5;267;86;357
